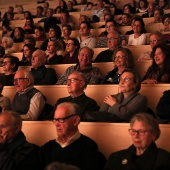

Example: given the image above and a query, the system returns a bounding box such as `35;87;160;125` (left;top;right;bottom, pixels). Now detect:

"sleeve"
35;68;57;85
140;34;147;45
88;68;103;84
20;92;46;120
138;51;151;61
88;37;97;48
56;66;74;85
128;34;133;45
94;52;103;62
156;91;170;119
0;97;11;110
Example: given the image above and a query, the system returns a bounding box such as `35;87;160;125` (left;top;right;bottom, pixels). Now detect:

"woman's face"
114;51;126;68
130;120;155;152
119;72;136;94
105;22;116;33
35;29;43;38
154;47;165;68
23;46;31;59
48;28;56;38
163;17;170;30
139;1;145;8
124;6;130;14
154;10;161;21
66;40;77;53
14;28;20;38
62;27;71;36
133;21;142;33
1;39;8;49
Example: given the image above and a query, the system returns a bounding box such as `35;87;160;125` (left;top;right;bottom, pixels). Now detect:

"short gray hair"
78;46;94;59
1;36;14;48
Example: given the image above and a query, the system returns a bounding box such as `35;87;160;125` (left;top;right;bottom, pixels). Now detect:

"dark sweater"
31;65;57;85
35;134;106;170
94;49;114;62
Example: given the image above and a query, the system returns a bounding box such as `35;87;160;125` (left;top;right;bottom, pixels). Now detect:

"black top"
94;49;114;62
46;54;63;65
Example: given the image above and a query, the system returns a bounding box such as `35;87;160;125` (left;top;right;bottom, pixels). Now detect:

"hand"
104;95;117;106
142;79;157;84
0;133;8;144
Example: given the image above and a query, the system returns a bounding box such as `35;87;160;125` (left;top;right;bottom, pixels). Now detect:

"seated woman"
10;27;25;43
0;74;11;110
142;44;170;84
1;55;19;86
20;44;35;66
1;36;15;54
62;38;80;64
23;17;35;34
152;7;164;23
101;47;134;84
2;24;12;37
34;26;46;41
136;0;148;13
84;69;148;122
61;24;72;43
128;17;147;45
104;113;170;169
156;90;170;122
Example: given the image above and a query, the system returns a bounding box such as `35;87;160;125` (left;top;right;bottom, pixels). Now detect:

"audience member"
94;31;121;62
62;38;80;64
0;111;39;170
61;24;72;43
138;31;164;61
128;17;147;45
157;0;170;9
31;49;57;85
77;21;97;48
153;7;164;23
161;13;170;32
20;44;35;66
59;11;76;30
81;2;93;11
156;90;170;122
101;47;134;84
89;0;105;22
0;74;11;110
2;12;14;26
85;69;147;122
79;15;90;25
33;102;106;170
40;25;65;51
2;24;12;37
0;46;5;66
43;1;49;15
122;4;135;16
38;8;60;32
34;26;46;41
56;47;102;84
59;0;68;11
55;6;62;14
67;1;77;12
35;6;45;18
2;6;14;20
23;17;35;34
142;2;155;18
10;27;25;43
11;70;45;120
51;72;99;119
104;113;170;170
1;36;15;54
136;0;148;13
1;55;19;86
46;39;63;65
16;5;24;14
142;44;170;84
96;19;119;48
118;13;131;26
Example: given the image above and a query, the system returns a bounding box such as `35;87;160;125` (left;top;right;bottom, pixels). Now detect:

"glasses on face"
115;55;125;59
66;43;75;46
2;61;11;65
149;39;160;43
107;37;118;41
67;78;83;83
13;78;28;84
119;77;131;82
128;129;152;136
106;24;115;28
52;114;76;123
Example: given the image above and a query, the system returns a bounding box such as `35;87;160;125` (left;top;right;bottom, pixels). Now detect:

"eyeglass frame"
1;61;11;66
128;129;152;136
149;39;160;43
67;78;83;83
13;78;28;84
107;37;118;41
52;114;76;123
119;77;132;83
66;43;75;46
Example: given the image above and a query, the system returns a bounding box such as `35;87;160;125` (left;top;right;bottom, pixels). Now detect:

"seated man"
94;31;121;62
33;102;106;170
56;47;102;84
0;110;39;170
50;71;99;119
31;49;57;85
11;70;46;120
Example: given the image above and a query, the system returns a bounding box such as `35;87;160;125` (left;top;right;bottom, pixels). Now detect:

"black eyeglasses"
52;114;76;123
1;61;11;65
128;129;152;136
67;78;83;83
13;78;28;83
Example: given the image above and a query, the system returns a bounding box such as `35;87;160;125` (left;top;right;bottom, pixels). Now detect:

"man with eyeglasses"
33;102;106;170
94;31;121;62
11;70;45;120
0;111;39;170
138;31;165;61
50;71;99;120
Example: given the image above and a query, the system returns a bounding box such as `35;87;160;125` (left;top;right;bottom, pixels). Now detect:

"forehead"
55;106;69;117
14;71;25;78
107;32;117;38
33;51;41;56
0;114;12;124
150;34;159;39
121;72;134;79
48;41;54;45
3;57;11;61
79;48;91;55
68;73;80;79
80;23;88;28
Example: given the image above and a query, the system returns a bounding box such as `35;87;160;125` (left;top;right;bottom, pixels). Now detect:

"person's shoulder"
163;90;170;96
41;139;57;148
79;134;98;146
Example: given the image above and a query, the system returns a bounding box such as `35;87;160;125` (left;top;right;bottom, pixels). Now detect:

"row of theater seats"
22;120;170;158
2;83;170;113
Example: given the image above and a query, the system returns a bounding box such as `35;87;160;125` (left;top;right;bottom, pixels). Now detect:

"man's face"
78;47;92;68
32;50;45;69
0;114;20;143
47;41;57;54
107;32;120;50
53;106;78;138
79;23;90;36
48;28;56;38
60;13;67;24
13;71;30;92
67;73;85;96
